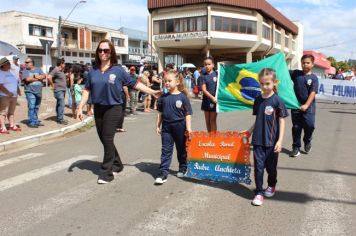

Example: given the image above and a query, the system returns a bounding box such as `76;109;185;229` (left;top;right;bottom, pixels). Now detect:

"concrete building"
0;11;128;72
147;0;304;72
119;27;158;68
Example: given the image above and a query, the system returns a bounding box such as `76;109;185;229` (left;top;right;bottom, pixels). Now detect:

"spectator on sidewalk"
128;66;139;115
48;58;68;125
10;56;20;86
21;57;46;128
0;57;22;134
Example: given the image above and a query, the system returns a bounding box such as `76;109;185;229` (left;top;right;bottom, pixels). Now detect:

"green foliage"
327;56;350;71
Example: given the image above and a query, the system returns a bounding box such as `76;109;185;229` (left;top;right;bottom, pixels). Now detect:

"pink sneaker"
251;194;264;206
264;186;276;198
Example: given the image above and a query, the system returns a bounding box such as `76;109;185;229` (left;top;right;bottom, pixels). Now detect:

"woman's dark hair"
95;39;117;67
301;54;315;63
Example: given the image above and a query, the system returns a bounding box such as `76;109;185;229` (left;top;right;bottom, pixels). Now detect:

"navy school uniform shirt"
251;94;289;147
291;70;319;113
85;65;137;106
157;92;193;124
202;70;218;97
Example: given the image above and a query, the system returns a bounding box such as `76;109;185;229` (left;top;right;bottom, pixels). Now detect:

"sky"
1;0;355;61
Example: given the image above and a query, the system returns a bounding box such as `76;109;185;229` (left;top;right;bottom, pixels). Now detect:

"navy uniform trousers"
160;120;187;176
291;109;315;149
253;145;278;195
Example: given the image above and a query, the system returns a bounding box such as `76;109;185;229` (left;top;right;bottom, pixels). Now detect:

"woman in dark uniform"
77;39;160;184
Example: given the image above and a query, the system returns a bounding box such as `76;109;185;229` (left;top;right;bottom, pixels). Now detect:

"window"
231;18;238;32
275;31;281;44
222;17;230;31
153;16;207;34
65;51;71;56
72;52;78;57
111;37;125;47
263;25;271;39
79;52;84;57
29;24;53;37
285;37;289;47
85;53;90;57
166;19;174;33
213;16;222;31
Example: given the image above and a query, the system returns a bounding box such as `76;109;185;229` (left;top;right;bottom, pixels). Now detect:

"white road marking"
0;153;44;168
0;155;97;192
0;158;154;236
300;173;352;236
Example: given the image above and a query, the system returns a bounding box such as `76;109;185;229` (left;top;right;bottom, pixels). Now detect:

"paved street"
0;99;355;236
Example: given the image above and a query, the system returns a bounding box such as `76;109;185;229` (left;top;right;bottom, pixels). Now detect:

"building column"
158;47;165;73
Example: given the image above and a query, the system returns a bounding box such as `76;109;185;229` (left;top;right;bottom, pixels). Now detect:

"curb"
0;117;94;154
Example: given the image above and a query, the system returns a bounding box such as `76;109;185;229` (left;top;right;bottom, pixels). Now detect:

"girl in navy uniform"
289;54;319;157
247;68;288;206
77;39;159;184
201;56;218;132
155;71;193;185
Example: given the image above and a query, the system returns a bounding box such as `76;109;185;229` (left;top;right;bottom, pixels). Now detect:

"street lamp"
56;0;86;58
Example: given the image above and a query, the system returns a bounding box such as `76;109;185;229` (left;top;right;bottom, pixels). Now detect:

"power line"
307;38;356;50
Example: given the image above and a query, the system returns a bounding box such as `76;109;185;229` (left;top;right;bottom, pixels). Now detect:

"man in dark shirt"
48;58;68;125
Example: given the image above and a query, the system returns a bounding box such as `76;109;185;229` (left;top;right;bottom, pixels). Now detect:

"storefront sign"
154;31;207;41
186;131;251;184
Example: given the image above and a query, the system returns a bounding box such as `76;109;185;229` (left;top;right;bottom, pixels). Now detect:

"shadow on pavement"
68;160;101;175
278;166;356;177
129;161;177;179
132;161;253;199
329;110;356;114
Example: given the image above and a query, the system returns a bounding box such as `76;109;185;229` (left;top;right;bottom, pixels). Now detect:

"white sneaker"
176;169;187;178
264;186;276;198
154;175;167;185
97;178;110;184
251;195;264;206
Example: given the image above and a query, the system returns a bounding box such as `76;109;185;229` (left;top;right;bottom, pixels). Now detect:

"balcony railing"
62;38;78;49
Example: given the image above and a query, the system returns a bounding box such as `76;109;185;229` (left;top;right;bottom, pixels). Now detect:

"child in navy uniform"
201;56;218;132
290;54;319;157
155;70;193;185
247;68;288;206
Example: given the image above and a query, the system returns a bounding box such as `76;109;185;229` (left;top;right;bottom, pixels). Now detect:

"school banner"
216;51;300;112
186;131;251;184
317;78;356;103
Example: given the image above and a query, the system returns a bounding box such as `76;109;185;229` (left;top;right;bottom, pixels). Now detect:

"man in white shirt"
10;56;20;85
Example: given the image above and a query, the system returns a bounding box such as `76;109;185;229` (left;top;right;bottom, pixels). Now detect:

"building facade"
119;27;158;68
148;0;304;72
0;11;128;72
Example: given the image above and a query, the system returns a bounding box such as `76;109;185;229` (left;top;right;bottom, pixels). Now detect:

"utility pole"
57;16;62;59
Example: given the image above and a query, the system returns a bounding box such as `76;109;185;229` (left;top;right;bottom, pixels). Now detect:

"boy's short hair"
301;54;314;63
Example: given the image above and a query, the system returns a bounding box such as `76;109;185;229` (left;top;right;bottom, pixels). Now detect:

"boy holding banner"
290;54;319;157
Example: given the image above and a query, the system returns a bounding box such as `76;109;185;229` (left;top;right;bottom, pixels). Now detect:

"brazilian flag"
217;51;300;112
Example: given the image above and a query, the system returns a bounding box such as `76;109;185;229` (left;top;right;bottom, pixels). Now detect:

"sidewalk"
0;87;93;153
